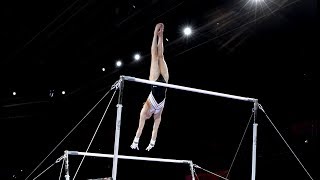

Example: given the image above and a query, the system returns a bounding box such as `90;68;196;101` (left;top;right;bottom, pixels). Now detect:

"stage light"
134;53;141;61
116;60;122;67
183;27;192;36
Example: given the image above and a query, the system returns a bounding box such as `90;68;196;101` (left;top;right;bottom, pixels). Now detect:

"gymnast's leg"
131;23;163;150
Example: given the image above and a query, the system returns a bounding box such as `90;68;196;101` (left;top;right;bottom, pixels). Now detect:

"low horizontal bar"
67;151;190;164
122;76;256;102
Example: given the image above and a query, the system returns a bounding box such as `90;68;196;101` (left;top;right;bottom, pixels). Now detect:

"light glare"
116;60;122;67
134;54;141;61
183;27;192;36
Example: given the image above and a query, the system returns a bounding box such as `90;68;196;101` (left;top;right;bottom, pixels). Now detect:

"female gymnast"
130;23;169;151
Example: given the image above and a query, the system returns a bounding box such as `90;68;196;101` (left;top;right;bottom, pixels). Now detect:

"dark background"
0;0;318;179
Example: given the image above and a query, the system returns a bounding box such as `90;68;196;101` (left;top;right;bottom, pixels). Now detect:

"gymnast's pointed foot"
154;23;163;35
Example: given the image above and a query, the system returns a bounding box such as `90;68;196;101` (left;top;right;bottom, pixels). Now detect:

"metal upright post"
111;76;124;180
251;100;258;180
64;150;70;180
189;161;195;180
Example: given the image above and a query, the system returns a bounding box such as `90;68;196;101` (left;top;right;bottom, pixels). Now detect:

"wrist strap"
150;139;156;145
134;137;140;143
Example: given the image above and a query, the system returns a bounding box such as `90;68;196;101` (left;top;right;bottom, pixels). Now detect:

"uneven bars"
122;76;256;102
68;151;190;164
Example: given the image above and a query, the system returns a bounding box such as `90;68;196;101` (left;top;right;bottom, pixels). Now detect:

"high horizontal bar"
122;76;256;102
67;151;190;164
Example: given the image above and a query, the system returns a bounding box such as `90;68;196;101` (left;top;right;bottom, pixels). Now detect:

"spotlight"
116;60;122;67
134;54;141;61
183;27;192;36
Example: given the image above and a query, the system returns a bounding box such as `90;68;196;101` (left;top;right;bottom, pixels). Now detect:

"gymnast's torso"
151;75;167;103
